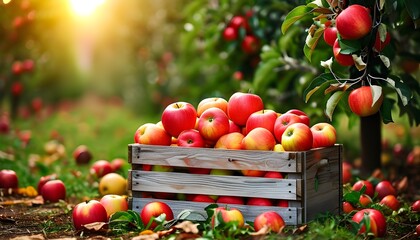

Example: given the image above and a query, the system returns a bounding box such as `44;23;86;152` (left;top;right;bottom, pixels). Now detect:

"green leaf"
303;73;335;103
253;58;283;92
325;91;345;121
281;6;313;34
380;97;395;124
339;39;362;54
304;27;324;62
403;0;420;20
383;76;412;106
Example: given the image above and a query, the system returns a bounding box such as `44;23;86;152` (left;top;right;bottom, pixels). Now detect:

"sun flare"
70;0;105;17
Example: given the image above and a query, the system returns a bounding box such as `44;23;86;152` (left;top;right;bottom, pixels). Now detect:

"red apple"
379;195;400;211
310;122;337;148
241;35;260;54
188;167;211;174
273;113;305;143
254;211;285;233
161;101;197;138
11;82;23;96
324;25;338;46
198;107;230;142
375;180;396;200
352;180;374;198
41;180;66;203
0;114;10;134
223;27;238;41
228;16;250;32
373;31;391;52
343;201;355;214
177;129;205;147
90;160;114;178
214;132;244;150
111;158;126;172
37;173;57;193
140;201;174;229
277;200;288;207
197;97;228;117
241;127;276;151
342;161;353;184
352;208;387;238
12;61;23;75
359;194;373;207
216;196;245;205
281;123;313;151
241;169;266;177
0;169;19;189
245;109;278;135
134;123;172;146
336;4;372;40
264;171;284;179
247;197;273;206
411;200;420;212
191;194;215;203
100;194;129;219
228;120;242;133
22;59;34;72
211;206;245;228
348;86;384;117
227;92;264;126
416;224;420;236
73;145;93;165
285;109;310;126
333;39;354;66
72;200;108;230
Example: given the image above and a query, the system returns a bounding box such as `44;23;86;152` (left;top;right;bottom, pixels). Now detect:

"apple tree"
280;0;420;174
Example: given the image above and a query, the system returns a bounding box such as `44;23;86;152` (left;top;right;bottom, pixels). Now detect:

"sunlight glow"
70;0;105;17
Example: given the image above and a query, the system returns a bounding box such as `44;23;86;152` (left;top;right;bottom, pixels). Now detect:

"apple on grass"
227;92;264;127
41;180;66;203
196;97;228;117
37;173;58;193
245;109;278;135
412;200;420;212
141;201;174;229
241;127;276;151
134;123;172;146
348;86;384;117
161;102;197;138
211;206;244;228
198;107;230;142
90;160;114;178
254;211;285;233
0;169;19;189
359;194;373;207
352;208;387;238
352;180;374;198
111;158;126;172
379;195;400;211
99;173;127;196
342;162;353;184
343;201;355;214
336;4;372;40
100;194;129;219
310;123;337;148
273;113;307;143
72;200;108;230
177;129;205;147
375;180;396;200
214;132;244;150
73;145;93;165
281;123;313;151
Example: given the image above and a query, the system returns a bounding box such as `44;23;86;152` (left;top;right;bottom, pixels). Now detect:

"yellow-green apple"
411;200;420;212
285;109;310;126
134;123;172;146
264;171;283;179
41;179;66;203
342;161;353;184
273;113;306;143
217;196;245;205
100;194;129;219
379;195;400;211
373;31;391;52
352;208;387;238
73;145;93;165
343;201;355;214
214;132;244;150
336;4;372;40
310;123;337;148
228;120;242;133
211;206;245;228
227;92;264;126
152;165;174;172
0;169;19;189
253;211;285;233
273;144;285;152
245;109;278;135
111;158;126;172
359;194;373;207
375;180;396;200
352;180;374;197
191;194;215;203
177;129;205;147
210;169;235;176
241;169;266;177
197;97;228;117
348;86;384;117
247;197;273;206
324;24;338;46
241;127;276;151
90;160;114;178
333;39;354;66
281;123;313;151
72;200;108;230
37;173;57;193
161;101;197;138
99;173;127;196
198;107;230;142
140;201;174;229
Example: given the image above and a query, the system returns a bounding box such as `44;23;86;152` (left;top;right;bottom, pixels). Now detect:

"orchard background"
1;0;420;239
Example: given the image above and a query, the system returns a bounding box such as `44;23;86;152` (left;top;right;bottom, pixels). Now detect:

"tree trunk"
360;112;382;176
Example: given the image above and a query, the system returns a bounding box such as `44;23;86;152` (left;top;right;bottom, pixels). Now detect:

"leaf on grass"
379;55;390;68
82;221;107;231
281;6;314;34
352;55;366;71
174;220;199;234
292;224;308;234
370;85;383;107
249;225;270;236
325;91;345;121
133;232;159;240
383;76;412;106
10;234;45;240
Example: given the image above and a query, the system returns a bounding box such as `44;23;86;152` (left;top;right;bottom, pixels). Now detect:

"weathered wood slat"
129;144;303;173
129;170;301;200
129;197;303;225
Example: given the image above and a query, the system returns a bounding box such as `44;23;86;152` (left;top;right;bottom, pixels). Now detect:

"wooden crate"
128;144;343;225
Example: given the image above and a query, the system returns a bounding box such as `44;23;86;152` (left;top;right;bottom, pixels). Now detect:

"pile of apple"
222;15;260;55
